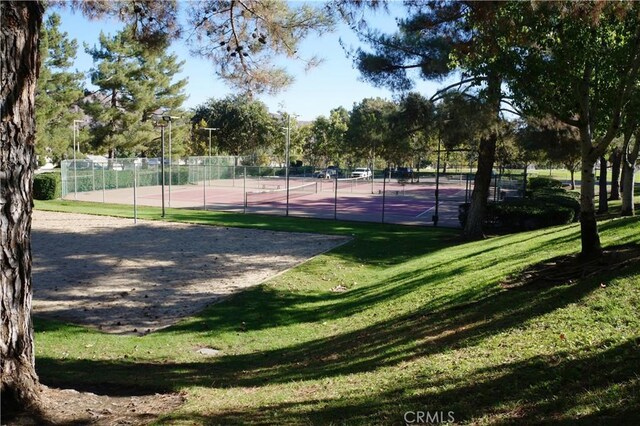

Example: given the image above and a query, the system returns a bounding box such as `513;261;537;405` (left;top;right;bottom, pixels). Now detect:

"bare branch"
429;76;487;102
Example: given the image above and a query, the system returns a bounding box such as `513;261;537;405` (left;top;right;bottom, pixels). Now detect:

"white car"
351;167;372;179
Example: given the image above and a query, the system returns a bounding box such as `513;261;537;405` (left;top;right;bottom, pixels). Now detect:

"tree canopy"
502;1;640;256
83;27;188;158
191;94;276;158
35;13;84;165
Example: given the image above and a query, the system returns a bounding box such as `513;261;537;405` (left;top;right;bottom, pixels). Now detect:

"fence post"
133;163;138;224
382;168;387;223
203;163;207;211
334;173;338;220
102;166;105;203
243;166;247;214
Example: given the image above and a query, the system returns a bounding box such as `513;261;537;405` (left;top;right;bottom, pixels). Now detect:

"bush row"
459;177;579;232
67;168;191;193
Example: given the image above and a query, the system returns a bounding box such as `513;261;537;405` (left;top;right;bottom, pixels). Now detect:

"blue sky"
52;2;444;122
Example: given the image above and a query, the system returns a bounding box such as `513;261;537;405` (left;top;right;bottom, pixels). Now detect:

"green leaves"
190;94;276;157
83;27;187;157
35;12;84;165
185;0;335;95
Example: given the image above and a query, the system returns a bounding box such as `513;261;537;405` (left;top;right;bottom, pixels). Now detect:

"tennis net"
245;181;318;206
335;176;368;191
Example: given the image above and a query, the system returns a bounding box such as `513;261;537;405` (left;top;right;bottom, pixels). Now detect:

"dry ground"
31;210;349;334
20;210;349;425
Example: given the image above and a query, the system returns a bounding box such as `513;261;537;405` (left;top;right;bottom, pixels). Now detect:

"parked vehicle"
351;167;372;179
392;167;414;179
315;166;340;179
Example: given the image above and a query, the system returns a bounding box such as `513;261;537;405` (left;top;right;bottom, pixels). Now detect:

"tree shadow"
33;213;640;422
38;259;639;400
164;220;591;336
157;339;640;424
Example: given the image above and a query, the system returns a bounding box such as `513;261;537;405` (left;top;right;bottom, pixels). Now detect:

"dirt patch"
500;244;640;290
10;386;184;425
31;210;349;334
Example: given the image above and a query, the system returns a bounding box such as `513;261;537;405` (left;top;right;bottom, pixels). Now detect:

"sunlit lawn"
34;200;640;424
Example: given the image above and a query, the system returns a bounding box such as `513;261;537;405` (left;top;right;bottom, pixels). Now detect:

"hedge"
33;173;61;200
528;176;563;191
487;201;575;230
459;195;577;232
532;189;580;219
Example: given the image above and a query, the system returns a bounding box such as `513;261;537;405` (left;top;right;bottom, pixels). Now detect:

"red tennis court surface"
67;177;470;227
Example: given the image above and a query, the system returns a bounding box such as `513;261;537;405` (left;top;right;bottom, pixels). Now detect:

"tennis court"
61;160;503;227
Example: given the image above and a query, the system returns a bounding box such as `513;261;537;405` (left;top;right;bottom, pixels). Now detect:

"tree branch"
429;76;487;102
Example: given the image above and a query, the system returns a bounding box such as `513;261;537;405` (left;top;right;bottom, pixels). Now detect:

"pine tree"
35;13;84;166
83;27;187;159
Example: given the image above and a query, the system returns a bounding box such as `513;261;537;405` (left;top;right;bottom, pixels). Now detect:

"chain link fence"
61;158;526;227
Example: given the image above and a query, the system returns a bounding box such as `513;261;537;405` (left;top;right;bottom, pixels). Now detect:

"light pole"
149;112;177;217
164;115;179;209
433;136;441;227
283;117;291;217
159;123;167;217
203;127;219;158
203;127;219;187
280;111;298;217
72;119;84;200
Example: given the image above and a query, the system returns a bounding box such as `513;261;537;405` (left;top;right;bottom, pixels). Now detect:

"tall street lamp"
72;119;84;200
282;120;291;217
203;127;219;158
165;116;179;206
150;112;177;217
433;135;442;227
203;127;219;188
280;111;299;217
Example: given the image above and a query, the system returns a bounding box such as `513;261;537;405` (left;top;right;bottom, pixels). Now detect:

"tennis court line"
417;203;438;218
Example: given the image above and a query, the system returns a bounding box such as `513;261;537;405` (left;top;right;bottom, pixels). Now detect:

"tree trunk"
597;155;608;213
579;158;601;257
620;159;635;216
463;132;497;239
463;73;501;240
609;147;621;200
621;136;640;216
1;0;44;417
569;168;576;190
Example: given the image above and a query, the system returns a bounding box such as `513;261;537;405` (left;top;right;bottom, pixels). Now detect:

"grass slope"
34;200;640;424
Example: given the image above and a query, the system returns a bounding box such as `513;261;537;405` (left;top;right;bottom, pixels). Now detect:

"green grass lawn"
34;200;640;424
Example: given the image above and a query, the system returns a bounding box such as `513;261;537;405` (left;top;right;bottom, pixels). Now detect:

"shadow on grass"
163;221;589;336
158;339;640;425
33;213;640;422
37;260;640;424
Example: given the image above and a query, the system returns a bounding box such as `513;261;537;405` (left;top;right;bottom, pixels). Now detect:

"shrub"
459;198;576;231
533;189;580;219
488;201;575;230
33;173;61;200
528;176;563;191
